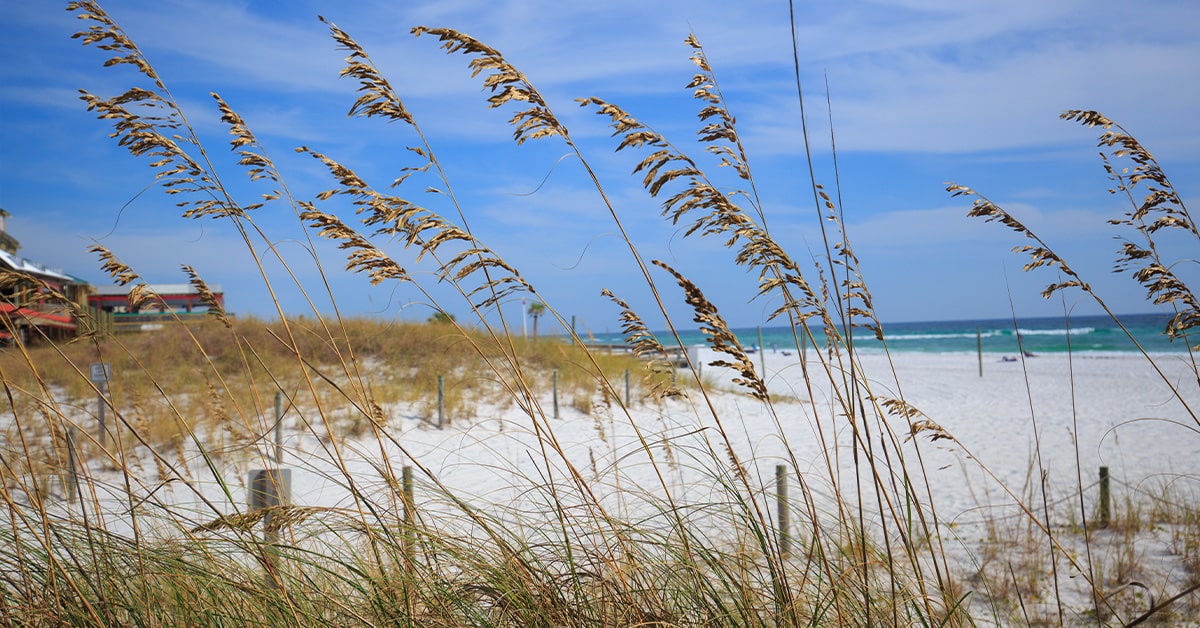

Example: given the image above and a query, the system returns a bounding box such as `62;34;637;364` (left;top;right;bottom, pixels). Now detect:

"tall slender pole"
402;465;415;568
97;382;107;452
437;375;445;429
776;464;790;558
624;368;630;406
552;369;559;419
758;326;765;379
977;328;983;378
66;425;78;503
274;391;284;465
265;390;286;580
1098;466;1111;528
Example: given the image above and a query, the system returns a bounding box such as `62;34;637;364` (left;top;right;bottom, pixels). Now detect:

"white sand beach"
312;348;1199;521
16;346;1200;624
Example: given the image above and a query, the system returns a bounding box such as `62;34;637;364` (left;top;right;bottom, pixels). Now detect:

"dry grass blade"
878;397;955;443
823;187;883;341
686;34;752;185
191;505;331;534
72;2;243;221
1063;109;1194;235
87;244;140;286
88;243;161;311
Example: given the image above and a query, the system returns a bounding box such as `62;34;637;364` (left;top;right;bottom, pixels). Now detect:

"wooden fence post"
758;326;765;377
1098;466;1110;528
402;465;415;567
776;464;790;558
977;328;983;378
437;375;445;429
66;425;79;503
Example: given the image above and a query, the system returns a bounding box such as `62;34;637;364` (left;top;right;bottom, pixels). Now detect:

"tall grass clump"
0;1;1195;625
946;110;1200;624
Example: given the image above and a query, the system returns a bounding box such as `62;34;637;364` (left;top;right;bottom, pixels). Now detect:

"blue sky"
2;0;1197;336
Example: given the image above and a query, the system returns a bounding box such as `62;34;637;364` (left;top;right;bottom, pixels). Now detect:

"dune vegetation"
0;1;1196;625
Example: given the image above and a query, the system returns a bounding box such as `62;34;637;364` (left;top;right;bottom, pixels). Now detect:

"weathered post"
249;393;292;585
624;368;630;406
1098;466;1111;528
65;425;79;503
248;469;291;516
90;363;109;451
776;464;790;558
97;392;105;450
248;466;290;585
977;328;983;377
402;465;415;567
758;326;765;379
552;369;559;419
273;391;284;465
437;375;445;429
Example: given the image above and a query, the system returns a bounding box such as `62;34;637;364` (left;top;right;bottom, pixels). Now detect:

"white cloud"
3;0;1196;326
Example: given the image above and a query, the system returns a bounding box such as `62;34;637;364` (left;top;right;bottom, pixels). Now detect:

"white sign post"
90;363;110;449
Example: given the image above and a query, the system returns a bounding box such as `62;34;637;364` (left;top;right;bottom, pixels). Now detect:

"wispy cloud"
1;0;1195;325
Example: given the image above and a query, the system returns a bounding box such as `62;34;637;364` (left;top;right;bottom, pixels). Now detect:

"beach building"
88;283;225;332
0;210;227;342
0;209;91;343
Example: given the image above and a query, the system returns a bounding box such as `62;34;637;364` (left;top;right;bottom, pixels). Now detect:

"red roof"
0;303;76;329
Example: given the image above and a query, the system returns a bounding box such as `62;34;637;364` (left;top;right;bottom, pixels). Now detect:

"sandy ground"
280;348;1199;623
14;347;1200;624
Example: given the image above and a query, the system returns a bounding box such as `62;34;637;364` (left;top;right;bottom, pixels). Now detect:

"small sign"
90;363;110;383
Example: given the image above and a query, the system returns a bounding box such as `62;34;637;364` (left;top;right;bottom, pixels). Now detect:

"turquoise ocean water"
590;312;1190;355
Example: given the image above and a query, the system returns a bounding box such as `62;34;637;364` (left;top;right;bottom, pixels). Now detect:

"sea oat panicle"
298;147;530;308
89;244;140;286
653;260;767;401
601;288;683;399
181;265;231;328
212;94;278;190
1062;111;1200;341
954;184;1091;301
298;205;411;287
412;27;568;146
321;17;414;126
68;0;161;83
